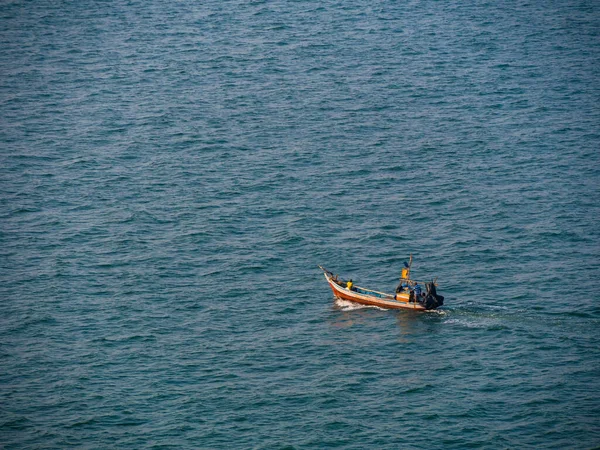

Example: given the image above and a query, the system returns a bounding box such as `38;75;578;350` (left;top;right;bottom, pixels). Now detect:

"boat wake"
334;298;388;311
425;309;446;315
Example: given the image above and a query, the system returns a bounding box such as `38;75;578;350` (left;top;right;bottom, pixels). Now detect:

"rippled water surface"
1;0;599;448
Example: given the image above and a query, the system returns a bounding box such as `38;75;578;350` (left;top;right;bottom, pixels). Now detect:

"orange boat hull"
324;274;427;311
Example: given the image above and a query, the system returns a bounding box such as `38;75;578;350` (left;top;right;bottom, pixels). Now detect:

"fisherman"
396;280;407;293
346;279;354;291
414;283;422;297
409;283;422;303
401;261;410;280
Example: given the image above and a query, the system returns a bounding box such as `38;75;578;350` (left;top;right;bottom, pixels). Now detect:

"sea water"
1;0;599;448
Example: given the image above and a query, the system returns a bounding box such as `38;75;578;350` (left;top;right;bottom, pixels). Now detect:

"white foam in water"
334;298;388;311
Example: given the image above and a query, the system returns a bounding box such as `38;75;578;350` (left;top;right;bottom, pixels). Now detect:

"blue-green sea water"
1;1;599;448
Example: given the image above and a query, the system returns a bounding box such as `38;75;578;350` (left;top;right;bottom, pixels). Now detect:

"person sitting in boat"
409;283;422;303
395;280;408;300
396;281;408;293
346;279;354;291
414;283;422;297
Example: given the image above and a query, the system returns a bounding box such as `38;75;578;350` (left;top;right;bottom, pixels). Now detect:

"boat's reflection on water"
394;309;424;343
330;297;445;343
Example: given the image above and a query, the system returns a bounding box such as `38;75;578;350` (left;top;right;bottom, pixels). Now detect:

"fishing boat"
319;256;444;311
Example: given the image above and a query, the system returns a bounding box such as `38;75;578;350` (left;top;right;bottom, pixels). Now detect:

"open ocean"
1;0;599;448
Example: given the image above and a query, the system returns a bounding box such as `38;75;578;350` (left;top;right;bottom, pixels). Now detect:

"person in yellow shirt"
401;261;410;280
346;279;354;291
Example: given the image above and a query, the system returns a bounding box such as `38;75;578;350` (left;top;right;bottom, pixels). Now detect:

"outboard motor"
423;281;444;310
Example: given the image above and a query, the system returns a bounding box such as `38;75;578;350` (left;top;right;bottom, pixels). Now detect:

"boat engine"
423;281;444;310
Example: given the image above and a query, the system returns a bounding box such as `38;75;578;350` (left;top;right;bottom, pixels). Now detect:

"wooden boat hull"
324;273;427;311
